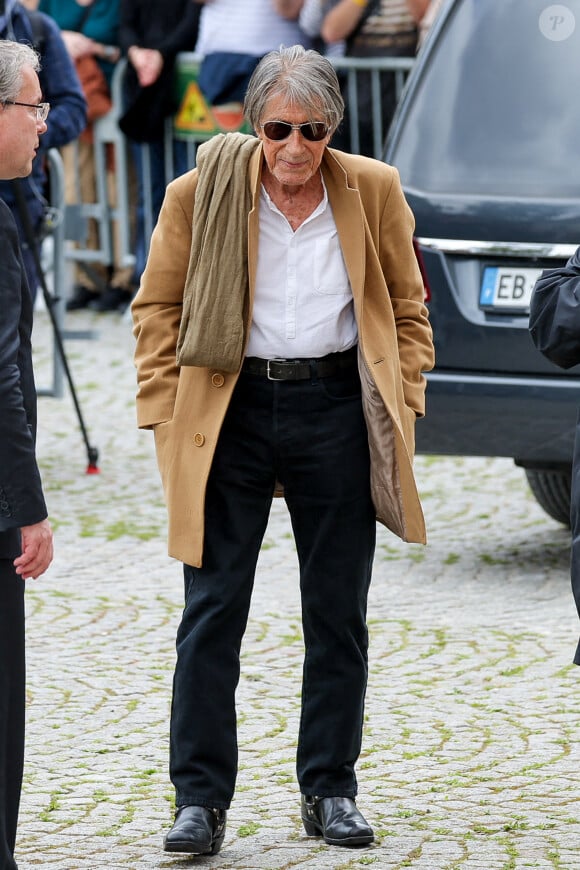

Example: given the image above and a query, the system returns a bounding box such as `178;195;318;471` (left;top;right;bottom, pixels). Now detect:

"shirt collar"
260;174;329;226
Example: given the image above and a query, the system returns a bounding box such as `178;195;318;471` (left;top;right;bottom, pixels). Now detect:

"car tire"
523;467;571;528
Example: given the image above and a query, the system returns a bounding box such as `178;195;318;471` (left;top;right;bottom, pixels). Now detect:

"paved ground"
15;307;580;869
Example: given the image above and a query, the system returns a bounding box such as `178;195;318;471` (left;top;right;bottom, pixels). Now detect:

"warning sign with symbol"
173;55;253;141
175;82;215;133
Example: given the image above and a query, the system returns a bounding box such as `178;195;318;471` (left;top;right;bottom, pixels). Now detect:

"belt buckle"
266;358;287;381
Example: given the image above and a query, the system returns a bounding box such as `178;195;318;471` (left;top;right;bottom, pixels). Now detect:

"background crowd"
1;0;445;312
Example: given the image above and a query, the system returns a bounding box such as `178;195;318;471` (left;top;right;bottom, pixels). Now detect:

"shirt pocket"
314;234;351;296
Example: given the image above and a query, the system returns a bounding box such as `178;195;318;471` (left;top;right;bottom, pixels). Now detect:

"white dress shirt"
245;178;358;359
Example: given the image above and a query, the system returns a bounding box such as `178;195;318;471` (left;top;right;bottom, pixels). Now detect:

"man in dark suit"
0;39;54;870
530;248;580;667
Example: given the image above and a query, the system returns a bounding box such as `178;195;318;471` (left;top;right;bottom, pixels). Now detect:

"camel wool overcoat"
132;143;434;567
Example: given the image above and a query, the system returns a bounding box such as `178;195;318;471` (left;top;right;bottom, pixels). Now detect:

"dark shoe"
163;805;227;855
66;284;99;311
301;795;374;847
88;285;132;312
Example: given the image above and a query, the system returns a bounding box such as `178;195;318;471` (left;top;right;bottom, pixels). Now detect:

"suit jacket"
132;144;435;567
0;199;47;560
529;245;580;370
529;246;580;663
0;2;87;227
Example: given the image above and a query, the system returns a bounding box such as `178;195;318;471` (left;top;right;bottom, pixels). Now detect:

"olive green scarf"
176;132;260;372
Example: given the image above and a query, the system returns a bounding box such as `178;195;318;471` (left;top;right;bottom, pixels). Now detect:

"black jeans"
0;560;24;870
169;364;376;809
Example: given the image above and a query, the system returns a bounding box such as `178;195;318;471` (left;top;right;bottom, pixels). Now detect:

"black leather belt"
242;346;357;381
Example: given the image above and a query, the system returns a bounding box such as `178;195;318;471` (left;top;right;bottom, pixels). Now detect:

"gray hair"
244;45;344;136
0;41;40;104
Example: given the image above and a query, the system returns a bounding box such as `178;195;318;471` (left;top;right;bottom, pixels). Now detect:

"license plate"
480;266;542;311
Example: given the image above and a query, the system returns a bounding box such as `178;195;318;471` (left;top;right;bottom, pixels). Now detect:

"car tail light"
413;237;431;303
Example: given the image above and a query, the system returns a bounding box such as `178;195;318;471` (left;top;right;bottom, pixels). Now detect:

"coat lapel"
322;149;367;320
247;144;264;306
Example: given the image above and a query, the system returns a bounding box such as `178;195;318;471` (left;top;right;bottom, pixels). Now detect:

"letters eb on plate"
480;266;543;312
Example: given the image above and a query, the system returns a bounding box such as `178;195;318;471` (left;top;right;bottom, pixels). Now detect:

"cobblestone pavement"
17;308;580;870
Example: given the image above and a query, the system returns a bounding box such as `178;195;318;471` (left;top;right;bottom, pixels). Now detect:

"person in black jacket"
529;247;580;664
0;0;87;303
0;39;54;870
118;0;200;288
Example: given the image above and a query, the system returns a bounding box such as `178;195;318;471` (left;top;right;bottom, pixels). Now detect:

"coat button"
193;433;205;447
211;372;225;387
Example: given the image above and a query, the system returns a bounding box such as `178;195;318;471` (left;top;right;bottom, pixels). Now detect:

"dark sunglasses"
261;120;329;142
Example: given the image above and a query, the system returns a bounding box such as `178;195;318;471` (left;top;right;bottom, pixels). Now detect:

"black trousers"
169;364;376;809
0;560;25;870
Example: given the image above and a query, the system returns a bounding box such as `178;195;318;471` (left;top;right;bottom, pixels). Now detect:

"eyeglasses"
3;100;50;122
261;120;328;142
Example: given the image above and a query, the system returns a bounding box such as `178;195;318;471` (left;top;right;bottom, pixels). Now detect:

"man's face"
0;65;47;180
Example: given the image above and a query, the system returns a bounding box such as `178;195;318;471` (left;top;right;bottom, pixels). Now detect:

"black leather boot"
163;805;227;854
301;795;374;847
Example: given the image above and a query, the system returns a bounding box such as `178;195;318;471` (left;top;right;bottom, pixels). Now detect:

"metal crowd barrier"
332;55;415;159
136;52;415;251
55;52;415;300
40;52;414;382
63;58;135;283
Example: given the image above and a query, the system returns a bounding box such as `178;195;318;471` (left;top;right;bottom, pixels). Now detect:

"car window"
390;0;580;198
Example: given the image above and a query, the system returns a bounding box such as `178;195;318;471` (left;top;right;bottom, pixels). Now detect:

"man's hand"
128;46;164;87
61;30;100;60
13;519;54;580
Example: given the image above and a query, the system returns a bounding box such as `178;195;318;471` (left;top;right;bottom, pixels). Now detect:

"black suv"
385;0;580;524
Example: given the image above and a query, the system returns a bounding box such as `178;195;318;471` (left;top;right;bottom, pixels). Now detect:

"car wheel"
523;467;571;527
